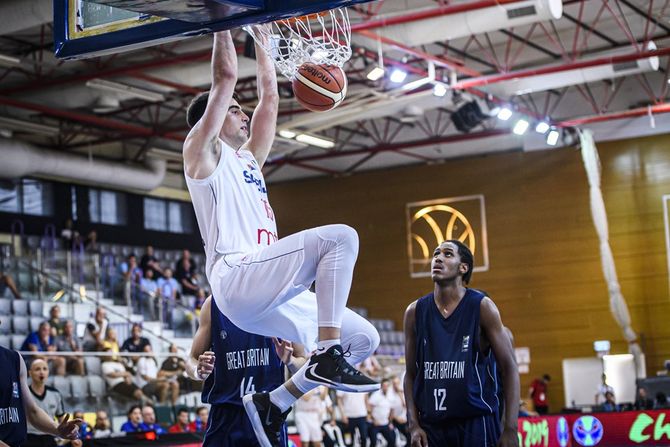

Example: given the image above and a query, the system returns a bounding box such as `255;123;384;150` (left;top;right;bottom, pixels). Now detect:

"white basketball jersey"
184;141;277;280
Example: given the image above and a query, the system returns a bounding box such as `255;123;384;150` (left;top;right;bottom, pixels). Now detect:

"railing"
10;253;197;350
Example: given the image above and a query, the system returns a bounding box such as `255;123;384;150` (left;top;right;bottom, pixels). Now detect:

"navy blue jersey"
412;289;498;423
0;346;27;447
202;299;284;406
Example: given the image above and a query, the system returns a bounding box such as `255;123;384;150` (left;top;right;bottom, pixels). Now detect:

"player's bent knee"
328;223;359;253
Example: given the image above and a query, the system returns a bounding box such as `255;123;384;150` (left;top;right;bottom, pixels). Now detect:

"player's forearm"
1;439;11;447
27;405;59;436
212;31;237;86
403;374;421;429
501;360;520;430
255;45;279;100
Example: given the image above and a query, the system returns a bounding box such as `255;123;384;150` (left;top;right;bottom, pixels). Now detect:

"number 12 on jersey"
240;376;256;398
434;388;447;411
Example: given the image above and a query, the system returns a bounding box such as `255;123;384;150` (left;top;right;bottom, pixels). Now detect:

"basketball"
292;63;347;112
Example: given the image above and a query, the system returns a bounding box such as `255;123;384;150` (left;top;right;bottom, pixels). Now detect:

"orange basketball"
292;63;347;112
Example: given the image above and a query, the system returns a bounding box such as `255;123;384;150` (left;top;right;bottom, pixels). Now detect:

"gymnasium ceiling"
0;0;669;189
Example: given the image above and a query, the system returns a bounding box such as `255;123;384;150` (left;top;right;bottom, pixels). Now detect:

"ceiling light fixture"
433;83;448;97
546;128;560;145
535;121;550;134
0;54;21;67
512;119;530;135
295;133;335;149
86;78;165;102
0;116;59;135
366;66;385;81
278;129;296;138
497;107;513;121
390;69;408;84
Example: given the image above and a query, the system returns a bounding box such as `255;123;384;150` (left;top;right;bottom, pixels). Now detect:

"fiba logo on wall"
572;415;604;446
406;195;489;278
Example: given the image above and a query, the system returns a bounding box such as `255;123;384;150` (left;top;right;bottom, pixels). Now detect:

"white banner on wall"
664;194;670;298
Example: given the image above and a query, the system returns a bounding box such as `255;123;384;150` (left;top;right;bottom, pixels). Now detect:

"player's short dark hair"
177;407;189;415
445;239;474;284
543;374;551;381
186;91;240;128
127;405;141;416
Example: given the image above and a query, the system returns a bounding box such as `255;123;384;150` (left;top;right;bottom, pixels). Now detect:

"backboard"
54;0;375;60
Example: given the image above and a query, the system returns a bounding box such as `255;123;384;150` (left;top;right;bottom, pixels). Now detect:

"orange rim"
280;11;328;26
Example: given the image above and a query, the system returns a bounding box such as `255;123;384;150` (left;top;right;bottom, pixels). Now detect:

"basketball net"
244;8;351;80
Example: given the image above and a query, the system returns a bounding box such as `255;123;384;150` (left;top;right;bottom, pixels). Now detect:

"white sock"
268;385;297;413
316;338;341;352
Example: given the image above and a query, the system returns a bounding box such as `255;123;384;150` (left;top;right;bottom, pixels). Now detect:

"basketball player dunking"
182;30;379;447
403;241;519;447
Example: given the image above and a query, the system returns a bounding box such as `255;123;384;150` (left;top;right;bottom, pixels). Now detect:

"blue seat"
12;300;28;316
12;316;29;335
0;299;11;316
28;301;43;317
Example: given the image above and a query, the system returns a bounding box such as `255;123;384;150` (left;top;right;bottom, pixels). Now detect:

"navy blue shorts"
203;403;288;447
422;413;501;447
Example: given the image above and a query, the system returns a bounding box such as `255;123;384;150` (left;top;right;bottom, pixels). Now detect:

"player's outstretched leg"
242;392;290;447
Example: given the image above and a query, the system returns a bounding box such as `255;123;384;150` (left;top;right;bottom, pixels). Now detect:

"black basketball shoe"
303;344;380;392
243;392;290;447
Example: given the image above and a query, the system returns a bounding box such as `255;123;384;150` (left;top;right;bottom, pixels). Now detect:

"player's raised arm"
184;31;238;179
241;25;279;168
186;296;214;381
403;301;428;447
480;297;519;447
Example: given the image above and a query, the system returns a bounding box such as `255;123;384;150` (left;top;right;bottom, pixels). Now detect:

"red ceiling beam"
1;49;212;96
452;47;670;89
0;96;185;142
559;102;670;126
354;29;482;77
265;128;510;167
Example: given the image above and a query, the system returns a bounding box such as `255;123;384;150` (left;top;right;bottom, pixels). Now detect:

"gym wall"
269;132;670;407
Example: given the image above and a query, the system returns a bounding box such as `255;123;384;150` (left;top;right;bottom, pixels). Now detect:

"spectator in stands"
390;375;408;443
518;400;533;417
194;288;207;313
21;322;66;376
188;406;208;433
26;359;66;447
635;387;654;410
102;347;153;404
55;320;84;375
529;374;551;415
158;344;187;394
73;411;92;440
656;392;670;409
336;390;369;447
60;219;79;250
175;249;197;279
595;373;614;405
136;345;174;405
139;269;158;320
141;405;166;434
368;378;396;447
295;387;327;447
47;305;65;337
168;408;192;433
84;230;99;254
359;354;382;379
0;272;22;299
83;307;108;351
175;257;199;297
141;246;165;278
601;391;620;412
92;411;112;438
102;327;120;361
158;269;179;327
120;406;144;433
121;323;151;366
119;254;143;308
